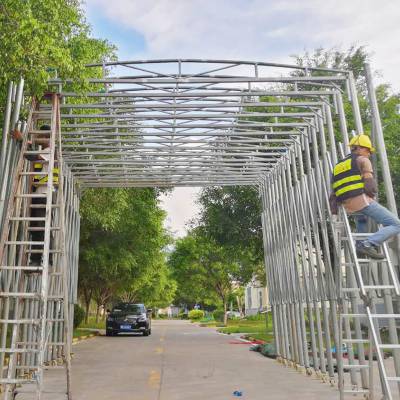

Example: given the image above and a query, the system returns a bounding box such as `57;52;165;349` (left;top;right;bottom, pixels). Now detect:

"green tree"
79;188;173;318
0;0;116;101
196;186;264;284
169;230;239;325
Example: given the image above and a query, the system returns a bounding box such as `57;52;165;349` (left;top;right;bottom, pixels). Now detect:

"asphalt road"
68;320;339;400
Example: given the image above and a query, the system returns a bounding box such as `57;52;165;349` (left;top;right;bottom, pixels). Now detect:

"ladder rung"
28;226;61;231
343;364;369;369
387;377;400;381
5;241;45;245
32;111;51;115
17;341;64;346
342;313;400;319
0;293;63;300
351;233;375;237
343;389;370;394
10;217;46;221
0;266;43;271
24;150;51;155
15;365;39;370
364;285;395;290
27;249;62;253
15;390;68;395
342;339;369;344
29;130;51;134
0;378;36;384
16;193;48;198
20;171;48;176
370;314;400;319
341;314;367;318
0;348;39;353
341;287;388;292
30;204;60;208
358;258;388;263
0;293;39;298
0;319;39;324
378;344;400;349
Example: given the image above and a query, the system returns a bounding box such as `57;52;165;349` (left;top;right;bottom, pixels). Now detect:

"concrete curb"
72;331;100;345
242;335;266;344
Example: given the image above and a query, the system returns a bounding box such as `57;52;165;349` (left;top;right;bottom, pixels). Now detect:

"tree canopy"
168;229;239;323
79;188;175;319
0;0;116;101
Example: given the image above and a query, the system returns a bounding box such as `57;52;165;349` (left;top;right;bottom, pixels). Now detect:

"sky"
84;0;400;237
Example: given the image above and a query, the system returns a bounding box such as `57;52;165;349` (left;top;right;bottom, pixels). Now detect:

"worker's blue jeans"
354;201;400;246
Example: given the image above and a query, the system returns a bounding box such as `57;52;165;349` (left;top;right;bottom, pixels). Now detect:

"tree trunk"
95;304;100;323
84;300;90;324
223;301;228;326
236;295;243;317
81;286;93;324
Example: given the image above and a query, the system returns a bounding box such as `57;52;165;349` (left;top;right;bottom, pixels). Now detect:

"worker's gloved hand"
329;192;338;215
364;177;378;198
11;129;23;141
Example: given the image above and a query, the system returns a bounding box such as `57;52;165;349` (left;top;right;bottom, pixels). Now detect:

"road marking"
155;346;164;354
147;369;160;388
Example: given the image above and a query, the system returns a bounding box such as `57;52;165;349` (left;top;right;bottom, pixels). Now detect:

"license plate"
120;324;131;329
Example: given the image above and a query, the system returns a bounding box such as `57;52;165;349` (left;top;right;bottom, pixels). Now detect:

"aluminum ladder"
336;206;400;400
0;94;72;399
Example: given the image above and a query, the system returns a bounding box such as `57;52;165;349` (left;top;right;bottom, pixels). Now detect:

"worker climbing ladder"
335;205;400;399
0;94;72;399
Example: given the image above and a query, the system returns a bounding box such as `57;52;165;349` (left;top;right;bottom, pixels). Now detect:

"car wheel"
149;328;152;335
143;329;149;336
106;330;113;337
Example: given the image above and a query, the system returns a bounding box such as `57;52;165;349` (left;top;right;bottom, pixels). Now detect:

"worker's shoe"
356;242;385;260
25;260;42;275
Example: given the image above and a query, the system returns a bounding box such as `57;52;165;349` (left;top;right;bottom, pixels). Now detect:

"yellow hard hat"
348;134;375;153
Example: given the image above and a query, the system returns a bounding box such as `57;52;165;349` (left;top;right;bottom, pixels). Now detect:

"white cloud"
85;0;400;236
159;187;200;238
86;0;400;88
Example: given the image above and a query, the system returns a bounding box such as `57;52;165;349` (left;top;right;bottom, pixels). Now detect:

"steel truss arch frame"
0;59;399;399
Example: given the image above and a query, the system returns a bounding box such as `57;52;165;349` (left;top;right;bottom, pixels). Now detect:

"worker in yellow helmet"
12;124;58;269
330;134;400;259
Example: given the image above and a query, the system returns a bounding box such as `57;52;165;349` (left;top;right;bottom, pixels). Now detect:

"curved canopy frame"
0;59;399;400
48;59;350;188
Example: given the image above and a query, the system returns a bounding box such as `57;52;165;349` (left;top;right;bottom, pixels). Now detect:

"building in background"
244;278;269;316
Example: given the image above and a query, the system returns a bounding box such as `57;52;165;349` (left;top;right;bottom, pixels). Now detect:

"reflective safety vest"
33;163;59;187
332;154;364;201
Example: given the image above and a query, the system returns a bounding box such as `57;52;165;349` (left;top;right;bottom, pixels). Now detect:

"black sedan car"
106;303;152;336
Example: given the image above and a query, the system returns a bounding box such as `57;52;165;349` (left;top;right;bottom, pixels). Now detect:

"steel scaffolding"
0;59;399;399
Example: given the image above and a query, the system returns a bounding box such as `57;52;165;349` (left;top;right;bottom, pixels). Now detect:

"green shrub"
245;313;265;321
188;309;205;320
199;316;214;323
74;304;86;328
178;311;188;319
157;313;168;319
212;309;225;322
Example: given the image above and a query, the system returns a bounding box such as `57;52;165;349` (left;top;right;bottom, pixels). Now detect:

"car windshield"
112;304;143;314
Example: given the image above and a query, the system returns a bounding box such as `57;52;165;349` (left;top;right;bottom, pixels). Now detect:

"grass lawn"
78;316;105;330
244;332;274;342
73;329;96;338
217;319;274;342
